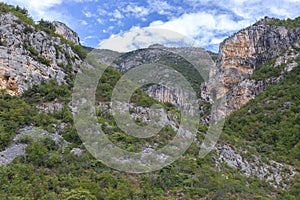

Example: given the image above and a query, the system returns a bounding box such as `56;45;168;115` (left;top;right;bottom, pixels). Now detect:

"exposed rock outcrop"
53;21;80;45
217;17;299;90
213;144;297;188
203;17;300;114
0;13;82;95
0;125;70;165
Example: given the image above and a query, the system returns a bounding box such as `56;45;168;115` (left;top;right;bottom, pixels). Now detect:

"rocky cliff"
53;21;80;45
203;17;300;114
0;13;82;95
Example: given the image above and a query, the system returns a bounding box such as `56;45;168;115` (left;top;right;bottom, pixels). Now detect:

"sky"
2;0;300;52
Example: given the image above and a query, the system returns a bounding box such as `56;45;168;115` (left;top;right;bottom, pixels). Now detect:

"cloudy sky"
2;0;300;52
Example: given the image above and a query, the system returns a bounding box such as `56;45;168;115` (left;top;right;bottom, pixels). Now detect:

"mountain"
0;3;299;199
210;16;300;114
0;3;84;95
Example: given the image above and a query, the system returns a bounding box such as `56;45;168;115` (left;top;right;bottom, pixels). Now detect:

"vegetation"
224;61;300;166
0;3;299;199
250;59;278;80
115;49;206;97
22;79;71;103
0;3;35;26
0;95;35;150
37;19;56;35
25;45;51;66
267;16;300;30
0;60;298;198
158;55;205;97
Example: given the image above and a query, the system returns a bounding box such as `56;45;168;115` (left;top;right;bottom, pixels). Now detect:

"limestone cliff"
53;21;80;45
109;17;300;116
0;13;82;95
203;17;300;114
218;17;299;89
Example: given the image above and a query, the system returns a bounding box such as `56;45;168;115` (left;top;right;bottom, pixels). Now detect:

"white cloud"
112;9;123;19
97;18;104;24
98;7;123;21
79;20;88;25
122;4;150;18
2;0;63;20
190;0;300;20
97;8;108;16
83;10;97;18
4;0;299;52
141;0;300;51
98;27;195;52
147;0;175;15
84;35;97;39
147;0;174;11
72;0;98;2
81;35;97;45
97;9;254;52
147;12;250;49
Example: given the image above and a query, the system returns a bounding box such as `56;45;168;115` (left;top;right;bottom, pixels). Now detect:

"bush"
267;16;300;30
37;19;56;35
26;46;38;56
37;55;51;66
22;79;71;103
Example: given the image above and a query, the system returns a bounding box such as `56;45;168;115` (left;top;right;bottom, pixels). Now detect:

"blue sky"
2;0;300;52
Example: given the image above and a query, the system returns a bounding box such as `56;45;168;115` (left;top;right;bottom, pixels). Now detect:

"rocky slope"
53;21;80;45
0;13;82;95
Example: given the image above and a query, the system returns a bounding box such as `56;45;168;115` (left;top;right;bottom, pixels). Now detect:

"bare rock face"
146;85;189;108
217;17;298;90
225;49;299;112
0;13;82;95
203;17;300;114
213;144;297;188
53;21;80;45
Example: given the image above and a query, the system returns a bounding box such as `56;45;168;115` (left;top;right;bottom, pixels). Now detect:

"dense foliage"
267;16;300;30
0;94;35;150
0;61;298;198
224;55;300;166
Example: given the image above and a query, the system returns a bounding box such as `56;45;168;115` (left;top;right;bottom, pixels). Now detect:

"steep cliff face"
203;17;300;114
226;49;299;112
0;13;82;95
146;85;191;108
53;21;80;45
218;17;299;89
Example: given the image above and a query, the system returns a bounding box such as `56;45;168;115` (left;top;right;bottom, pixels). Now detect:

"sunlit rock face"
53;21;80;45
0;13;82;95
203;17;300;114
